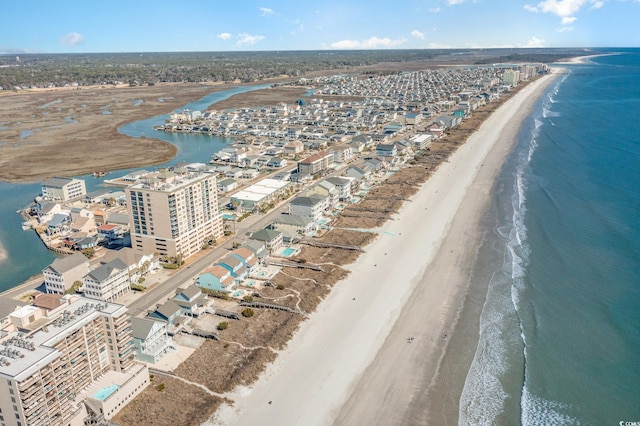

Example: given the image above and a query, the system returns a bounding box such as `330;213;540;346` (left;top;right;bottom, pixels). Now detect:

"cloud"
429;7;441;12
447;0;466;4
411;30;426;39
59;32;84;46
557;26;574;32
524;0;604;17
217;32;232;40
562;16;577;24
525;36;545;47
330;36;407;49
237;33;266;47
259;7;274;17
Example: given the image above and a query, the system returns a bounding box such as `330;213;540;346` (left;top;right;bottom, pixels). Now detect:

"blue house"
217;255;248;281
196;266;234;292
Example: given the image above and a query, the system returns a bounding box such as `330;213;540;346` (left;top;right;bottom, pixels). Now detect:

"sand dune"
210;71;561;426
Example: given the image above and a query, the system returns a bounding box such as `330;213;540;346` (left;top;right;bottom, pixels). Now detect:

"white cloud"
557;26;575;32
525;36;546;47
217;32;232;40
429;7;441;12
429;42;452;48
237;33;266;47
525;0;605;17
411;30;426;39
562;16;577;24
59;32;84;46
447;0;466;4
259;7;274;17
330;36;407;49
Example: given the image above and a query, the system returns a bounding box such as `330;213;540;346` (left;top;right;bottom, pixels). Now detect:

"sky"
1;0;638;54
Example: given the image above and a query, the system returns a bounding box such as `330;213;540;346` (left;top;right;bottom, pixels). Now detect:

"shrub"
241;308;255;318
276;284;285;290
156;383;165;392
217;321;228;331
130;283;146;292
161;263;179;269
243;295;253;303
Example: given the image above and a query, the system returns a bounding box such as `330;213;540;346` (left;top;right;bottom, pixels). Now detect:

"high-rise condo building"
0;295;147;426
125;170;223;259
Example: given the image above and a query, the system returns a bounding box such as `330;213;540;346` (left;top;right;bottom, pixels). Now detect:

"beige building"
41;177;86;202
502;69;520;86
0;295;145;426
126;170;223;259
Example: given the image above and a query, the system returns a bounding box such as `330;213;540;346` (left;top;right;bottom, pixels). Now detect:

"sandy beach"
210;71;560;426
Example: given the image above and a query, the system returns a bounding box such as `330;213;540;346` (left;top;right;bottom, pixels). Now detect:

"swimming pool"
281;247;296;257
222;213;235;220
93;384;120;401
246;280;255;287
232;290;244;297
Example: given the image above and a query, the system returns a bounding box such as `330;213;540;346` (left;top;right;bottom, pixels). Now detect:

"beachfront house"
249;228;284;252
196;265;234;293
376;143;398;158
43;252;91;294
324;176;354;202
269;213;317;241
217;255;248;282
131;317;176;364
345;166;371;183
147;300;183;326
230;247;259;273
289;195;326;222
173;285;211;317
306;181;339;208
241;240;269;261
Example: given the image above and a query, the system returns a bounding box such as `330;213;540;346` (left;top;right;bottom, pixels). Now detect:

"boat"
93;171;108;178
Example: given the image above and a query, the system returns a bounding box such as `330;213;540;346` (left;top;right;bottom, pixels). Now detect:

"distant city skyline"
1;0;638;54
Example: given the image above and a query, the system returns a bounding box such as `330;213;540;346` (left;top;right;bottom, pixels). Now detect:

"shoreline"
211;71;561;425
555;52;619;64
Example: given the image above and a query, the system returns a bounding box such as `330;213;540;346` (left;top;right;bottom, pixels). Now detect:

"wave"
460;85;556;424
459;111;539;425
521;388;580;425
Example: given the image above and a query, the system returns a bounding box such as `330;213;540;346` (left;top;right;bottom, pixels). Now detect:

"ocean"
460;50;640;425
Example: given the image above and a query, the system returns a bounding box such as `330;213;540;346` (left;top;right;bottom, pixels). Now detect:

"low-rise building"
83;258;131;302
41;177;87;201
130;317;176;364
43;252;91;294
249;228;284;252
269;214;317;241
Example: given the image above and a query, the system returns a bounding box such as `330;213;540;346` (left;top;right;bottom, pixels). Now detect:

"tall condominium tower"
125;170;223;259
0;295;147;426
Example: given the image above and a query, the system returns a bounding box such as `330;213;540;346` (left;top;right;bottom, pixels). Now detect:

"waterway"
0;83;270;292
